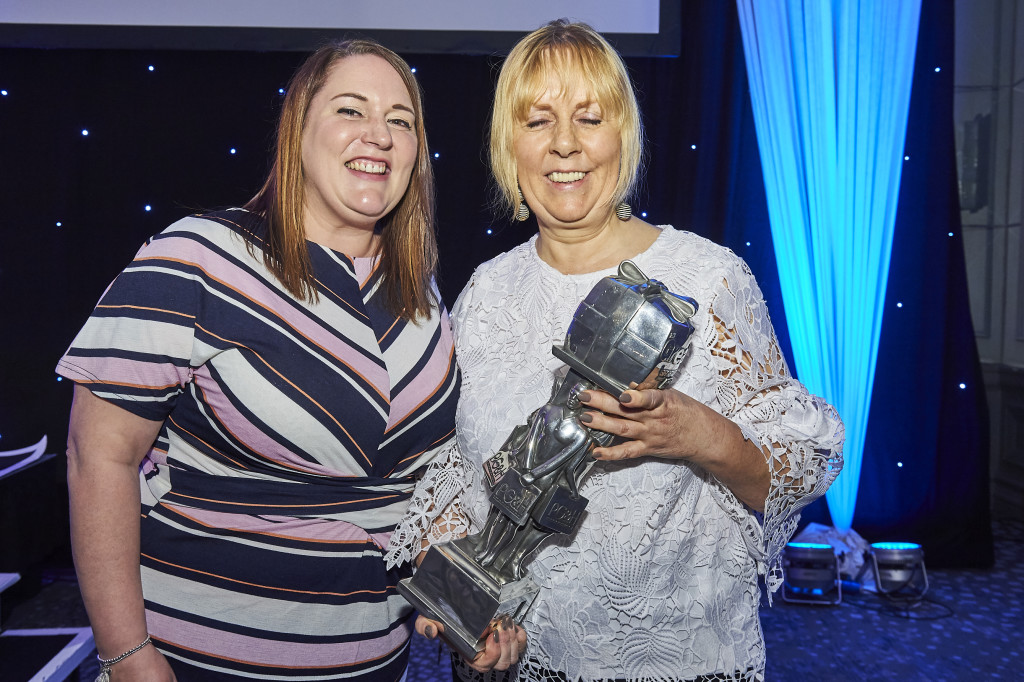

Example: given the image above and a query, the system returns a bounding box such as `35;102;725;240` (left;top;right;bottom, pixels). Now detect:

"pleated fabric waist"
149;466;419;533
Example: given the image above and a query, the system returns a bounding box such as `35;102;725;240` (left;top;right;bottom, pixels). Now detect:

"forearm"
415;499;468;565
68;453;149;657
686;404;771;512
66;384;164;661
385;440;471;569
583;387;772;511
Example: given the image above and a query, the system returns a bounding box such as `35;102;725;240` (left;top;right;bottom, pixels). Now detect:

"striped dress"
56;209;460;680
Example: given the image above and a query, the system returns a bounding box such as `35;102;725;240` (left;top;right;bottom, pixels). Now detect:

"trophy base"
397;538;538;660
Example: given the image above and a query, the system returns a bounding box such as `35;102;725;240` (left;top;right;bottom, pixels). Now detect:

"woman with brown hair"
57;39;513;680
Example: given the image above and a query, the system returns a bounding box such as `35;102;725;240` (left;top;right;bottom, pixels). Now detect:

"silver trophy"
398;261;698;659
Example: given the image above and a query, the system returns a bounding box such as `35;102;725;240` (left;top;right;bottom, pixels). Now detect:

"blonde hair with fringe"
490;19;643;221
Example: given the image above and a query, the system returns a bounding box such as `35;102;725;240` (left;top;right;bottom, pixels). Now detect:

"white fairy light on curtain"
736;0;922;530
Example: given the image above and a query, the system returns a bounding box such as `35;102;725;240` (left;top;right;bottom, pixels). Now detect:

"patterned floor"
759;518;1024;681
409;520;1024;681
3;520;1021;681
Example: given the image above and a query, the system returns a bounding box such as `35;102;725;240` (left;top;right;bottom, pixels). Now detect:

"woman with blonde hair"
422;19;844;682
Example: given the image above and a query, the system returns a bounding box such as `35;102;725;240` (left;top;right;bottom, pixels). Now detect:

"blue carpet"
4;520;1021;681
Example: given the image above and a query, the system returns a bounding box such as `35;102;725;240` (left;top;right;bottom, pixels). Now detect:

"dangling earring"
615;202;632;221
517;187;530;222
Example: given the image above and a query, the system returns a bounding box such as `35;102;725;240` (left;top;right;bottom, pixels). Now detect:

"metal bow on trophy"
398;260;699;659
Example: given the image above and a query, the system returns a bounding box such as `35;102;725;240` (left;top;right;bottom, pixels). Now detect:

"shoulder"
652;226;755;284
142;209;259;261
471;237;537;287
453;237;537;316
655;225;743;264
164;208;260;243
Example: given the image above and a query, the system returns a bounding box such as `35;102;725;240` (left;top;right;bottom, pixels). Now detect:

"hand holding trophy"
398;260;699;659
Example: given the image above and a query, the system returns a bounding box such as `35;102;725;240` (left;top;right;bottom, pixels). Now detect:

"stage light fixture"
869;541;928;598
781;542;841;605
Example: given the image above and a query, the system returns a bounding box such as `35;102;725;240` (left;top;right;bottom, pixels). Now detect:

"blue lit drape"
736;0;922;530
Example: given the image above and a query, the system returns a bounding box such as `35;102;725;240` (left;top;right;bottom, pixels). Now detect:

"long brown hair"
245;39;437;320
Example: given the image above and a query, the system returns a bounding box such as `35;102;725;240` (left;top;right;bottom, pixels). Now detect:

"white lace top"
390;226;844;681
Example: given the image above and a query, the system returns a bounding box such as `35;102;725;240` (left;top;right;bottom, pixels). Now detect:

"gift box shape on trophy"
398;260;698;659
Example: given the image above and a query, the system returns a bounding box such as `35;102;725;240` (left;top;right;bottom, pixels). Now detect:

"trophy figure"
398;261;698;659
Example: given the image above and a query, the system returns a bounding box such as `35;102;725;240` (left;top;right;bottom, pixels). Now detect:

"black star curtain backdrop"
0;0;990;567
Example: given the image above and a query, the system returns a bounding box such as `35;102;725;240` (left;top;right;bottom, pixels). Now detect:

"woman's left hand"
578;387;771;510
415;613;526;672
579;388;721;464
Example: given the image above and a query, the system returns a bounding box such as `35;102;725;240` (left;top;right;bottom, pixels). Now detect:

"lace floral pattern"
385;440;470;569
446;227;844;682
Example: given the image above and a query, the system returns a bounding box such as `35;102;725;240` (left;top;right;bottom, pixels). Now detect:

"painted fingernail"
619;392;632;403
424;624;436;639
579;392;592;402
579;413;593;423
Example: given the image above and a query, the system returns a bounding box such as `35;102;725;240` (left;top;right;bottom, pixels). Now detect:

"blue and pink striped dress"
57;209;459;680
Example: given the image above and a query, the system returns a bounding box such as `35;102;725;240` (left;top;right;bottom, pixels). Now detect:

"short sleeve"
55;225;205;421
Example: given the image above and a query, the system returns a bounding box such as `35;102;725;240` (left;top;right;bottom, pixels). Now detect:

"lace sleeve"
384;439;472;569
702;255;845;597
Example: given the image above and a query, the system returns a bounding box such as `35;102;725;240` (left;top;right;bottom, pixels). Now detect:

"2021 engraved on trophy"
398;261;699;659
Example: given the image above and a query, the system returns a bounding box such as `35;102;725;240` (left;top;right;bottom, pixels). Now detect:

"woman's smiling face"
513;70;622;231
300;53;418;240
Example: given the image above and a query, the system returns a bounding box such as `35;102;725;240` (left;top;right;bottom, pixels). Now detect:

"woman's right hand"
107;643;177;681
415;614;526;672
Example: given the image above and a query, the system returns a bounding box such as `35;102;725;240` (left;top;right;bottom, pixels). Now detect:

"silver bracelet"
95;635;152;682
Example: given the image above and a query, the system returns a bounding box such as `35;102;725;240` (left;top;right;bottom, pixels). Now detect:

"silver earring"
616;202;632;221
517;187;530;222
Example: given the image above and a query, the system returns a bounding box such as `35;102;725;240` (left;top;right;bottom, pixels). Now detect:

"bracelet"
95;635;152;680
